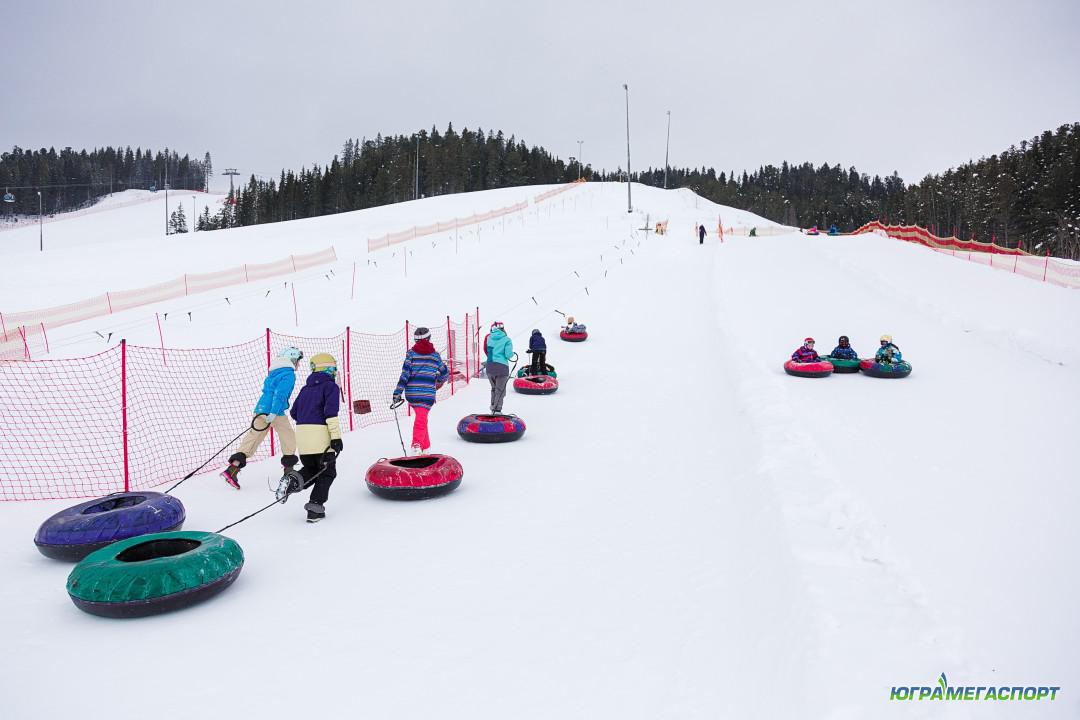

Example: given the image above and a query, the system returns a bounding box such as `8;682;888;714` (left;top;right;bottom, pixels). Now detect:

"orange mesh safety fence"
853;221;1080;289
367;181;586;253
0;247;338;360
0;312;479;500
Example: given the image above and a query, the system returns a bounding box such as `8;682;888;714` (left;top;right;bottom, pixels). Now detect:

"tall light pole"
192;196;196;233
37;191;42;252
623;84;632;213
577;140;584;180
415;135;420;200
664;110;671;190
164;163;169;236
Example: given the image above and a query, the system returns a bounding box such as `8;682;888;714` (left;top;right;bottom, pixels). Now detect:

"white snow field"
0;182;1077;719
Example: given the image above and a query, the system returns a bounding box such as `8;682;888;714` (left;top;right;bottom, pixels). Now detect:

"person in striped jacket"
791;337;820;363
393;326;449;455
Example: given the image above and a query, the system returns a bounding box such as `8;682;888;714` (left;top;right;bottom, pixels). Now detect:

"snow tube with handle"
457;413;526;443
517;364;556;378
825;357;861;374
783;359;833;378
513;375;559;395
365;455;463;500
559;330;588;342
860;359;912;378
35;492;186;562
66;530;243;618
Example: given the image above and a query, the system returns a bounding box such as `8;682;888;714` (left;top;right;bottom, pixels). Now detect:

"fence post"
155;313;166;366
39;322;49;355
19;326;29;360
475;306;481;377
1043;248;1050;282
447;315;454;396
244;264;249;283
345;327;354;432
266;328;275;456
405;321;411;417
464;312;470;383
351;261;357;301
106;292;113;314
0;311;6;342
121;339;129;492
184;274;189;296
1013;252;1019;274
291;283;299;327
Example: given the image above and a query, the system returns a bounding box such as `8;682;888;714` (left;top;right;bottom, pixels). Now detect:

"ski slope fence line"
0;314;480;501
713;224;793;237
853;220;1080;289
365;180;586;253
0;190;218;234
0;246;339;361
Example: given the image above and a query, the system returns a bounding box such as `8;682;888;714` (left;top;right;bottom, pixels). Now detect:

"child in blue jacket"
223;346;302;489
830;335;858;360
526;329;548;375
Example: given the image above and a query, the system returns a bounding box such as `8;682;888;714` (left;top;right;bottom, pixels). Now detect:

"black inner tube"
117;538;201;563
82;495;147;514
388;457;441;469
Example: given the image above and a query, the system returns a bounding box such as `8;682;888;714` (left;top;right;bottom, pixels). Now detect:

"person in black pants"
527;329;548;375
289;352;344;523
698;224;707;244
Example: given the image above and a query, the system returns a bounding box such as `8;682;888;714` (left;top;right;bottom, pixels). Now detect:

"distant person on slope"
485;321;513;414
791;337;820;363
563;315;586;334
698;223;707;244
222;346;302;490
830;335;859;360
289;353;343;523
526;329;548;375
875;335;903;364
393;326;449;455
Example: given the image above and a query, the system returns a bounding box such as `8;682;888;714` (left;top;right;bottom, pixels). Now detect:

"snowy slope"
0;183;1076;719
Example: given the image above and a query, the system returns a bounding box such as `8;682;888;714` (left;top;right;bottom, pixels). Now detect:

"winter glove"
330;439;344;454
390;394;404;409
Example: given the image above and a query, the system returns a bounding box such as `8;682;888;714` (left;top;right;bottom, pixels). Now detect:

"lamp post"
37;191;43;251
623;84;632;213
664;110;671;190
577;140;584;180
192;196;196;232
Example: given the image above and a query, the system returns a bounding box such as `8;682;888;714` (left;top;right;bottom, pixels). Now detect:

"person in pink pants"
392;326;449;455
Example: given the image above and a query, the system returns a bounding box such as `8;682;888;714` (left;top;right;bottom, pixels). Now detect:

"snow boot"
275;469;305;502
222;452;246;490
411;443;425;456
305;501;326;523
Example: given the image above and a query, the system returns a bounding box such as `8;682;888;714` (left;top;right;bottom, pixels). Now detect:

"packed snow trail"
711;231;1080;718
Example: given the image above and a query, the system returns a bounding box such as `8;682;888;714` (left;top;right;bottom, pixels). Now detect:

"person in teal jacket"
485;321;513;413
875;334;903;363
222;346;302;489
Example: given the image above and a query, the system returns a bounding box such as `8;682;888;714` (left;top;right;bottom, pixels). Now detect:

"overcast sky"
4;0;1079;188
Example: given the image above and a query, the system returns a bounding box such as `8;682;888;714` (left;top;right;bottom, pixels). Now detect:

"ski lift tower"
222;168;240;197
